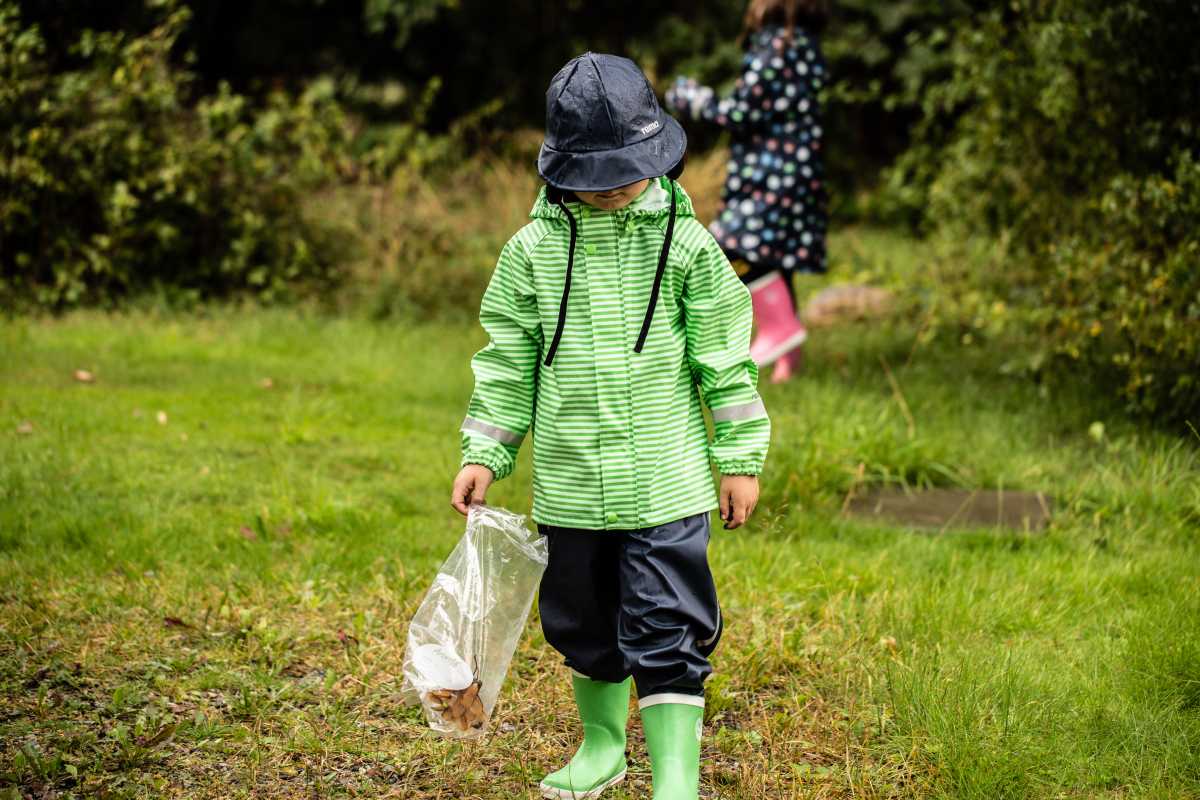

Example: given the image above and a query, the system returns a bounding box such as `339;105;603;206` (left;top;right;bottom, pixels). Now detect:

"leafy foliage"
0;2;353;310
884;0;1200;420
8;0;967;202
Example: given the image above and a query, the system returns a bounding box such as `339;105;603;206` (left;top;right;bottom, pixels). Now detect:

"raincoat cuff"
715;459;763;477
461;451;512;482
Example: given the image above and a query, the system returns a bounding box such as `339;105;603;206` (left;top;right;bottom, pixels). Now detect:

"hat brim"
537;114;687;192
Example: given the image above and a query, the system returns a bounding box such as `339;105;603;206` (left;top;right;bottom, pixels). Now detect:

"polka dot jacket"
666;25;828;275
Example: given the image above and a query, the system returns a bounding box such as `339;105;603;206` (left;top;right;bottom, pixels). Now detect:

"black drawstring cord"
543;194;577;367
634;180;677;353
544;180;677;364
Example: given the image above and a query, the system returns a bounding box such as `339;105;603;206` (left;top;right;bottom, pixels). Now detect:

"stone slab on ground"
847;487;1053;531
802;285;895;327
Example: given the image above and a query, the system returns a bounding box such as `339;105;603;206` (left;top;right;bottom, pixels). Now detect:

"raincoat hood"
529;178;695;366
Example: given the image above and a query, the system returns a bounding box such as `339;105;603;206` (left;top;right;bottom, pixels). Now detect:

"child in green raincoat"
450;52;770;800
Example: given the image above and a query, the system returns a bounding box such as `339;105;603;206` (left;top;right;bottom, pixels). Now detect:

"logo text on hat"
639;120;660;135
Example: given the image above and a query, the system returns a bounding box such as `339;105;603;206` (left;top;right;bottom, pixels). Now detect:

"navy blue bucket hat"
538;53;687;192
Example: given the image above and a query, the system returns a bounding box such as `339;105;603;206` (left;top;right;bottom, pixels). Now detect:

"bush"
884;0;1200;421
1037;157;1200;420
0;1;353;310
326;155;541;321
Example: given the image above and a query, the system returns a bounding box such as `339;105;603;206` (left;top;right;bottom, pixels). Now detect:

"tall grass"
311;143;732;321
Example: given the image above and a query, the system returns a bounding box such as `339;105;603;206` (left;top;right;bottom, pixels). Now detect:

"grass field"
2;228;1199;799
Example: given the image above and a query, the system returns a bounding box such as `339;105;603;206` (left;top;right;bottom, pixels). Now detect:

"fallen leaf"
136;723;178;748
239;525;257;540
426;679;486;731
879;636;898;651
199;466;211;476
156;410;168;425
74;369;96;383
163;616;192;629
260;377;274;389
16;420;34;435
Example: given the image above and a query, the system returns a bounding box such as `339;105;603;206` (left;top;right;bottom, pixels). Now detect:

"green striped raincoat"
461;177;770;530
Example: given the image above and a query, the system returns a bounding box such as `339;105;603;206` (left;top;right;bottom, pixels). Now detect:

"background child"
666;0;831;384
450;53;770;800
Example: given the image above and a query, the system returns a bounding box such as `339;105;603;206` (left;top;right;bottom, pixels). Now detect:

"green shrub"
0;1;353;310
1038;157;1200;419
884;0;1200;421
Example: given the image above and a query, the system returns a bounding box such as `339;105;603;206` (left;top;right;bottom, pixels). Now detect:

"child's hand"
719;475;759;530
451;464;494;516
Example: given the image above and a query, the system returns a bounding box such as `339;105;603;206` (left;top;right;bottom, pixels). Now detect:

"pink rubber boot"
748;271;807;367
771;347;802;383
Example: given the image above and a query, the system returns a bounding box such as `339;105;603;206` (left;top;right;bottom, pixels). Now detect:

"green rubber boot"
641;699;703;800
539;675;630;799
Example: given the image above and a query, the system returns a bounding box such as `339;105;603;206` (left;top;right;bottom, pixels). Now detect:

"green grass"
2;228;1198;798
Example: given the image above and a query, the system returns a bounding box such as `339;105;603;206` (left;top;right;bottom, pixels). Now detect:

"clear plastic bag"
401;504;548;738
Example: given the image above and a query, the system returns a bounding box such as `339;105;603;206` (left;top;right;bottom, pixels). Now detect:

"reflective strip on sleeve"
710;398;767;423
461;415;525;446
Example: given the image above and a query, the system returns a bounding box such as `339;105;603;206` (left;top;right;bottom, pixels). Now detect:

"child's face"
575;179;651;211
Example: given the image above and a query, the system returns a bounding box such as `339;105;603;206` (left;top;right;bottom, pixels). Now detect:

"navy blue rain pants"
537;512;723;698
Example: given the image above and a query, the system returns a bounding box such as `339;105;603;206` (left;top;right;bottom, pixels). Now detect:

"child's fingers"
450;477;472;515
724;496;744;527
467;470;492;508
451;479;468;515
467;479;488;507
719;487;732;527
451;467;494;515
725;492;752;529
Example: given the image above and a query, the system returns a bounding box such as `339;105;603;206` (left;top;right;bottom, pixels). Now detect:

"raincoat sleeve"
665;36;771;135
682;234;771;475
664;75;746;132
460;235;543;480
666;36;808;134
